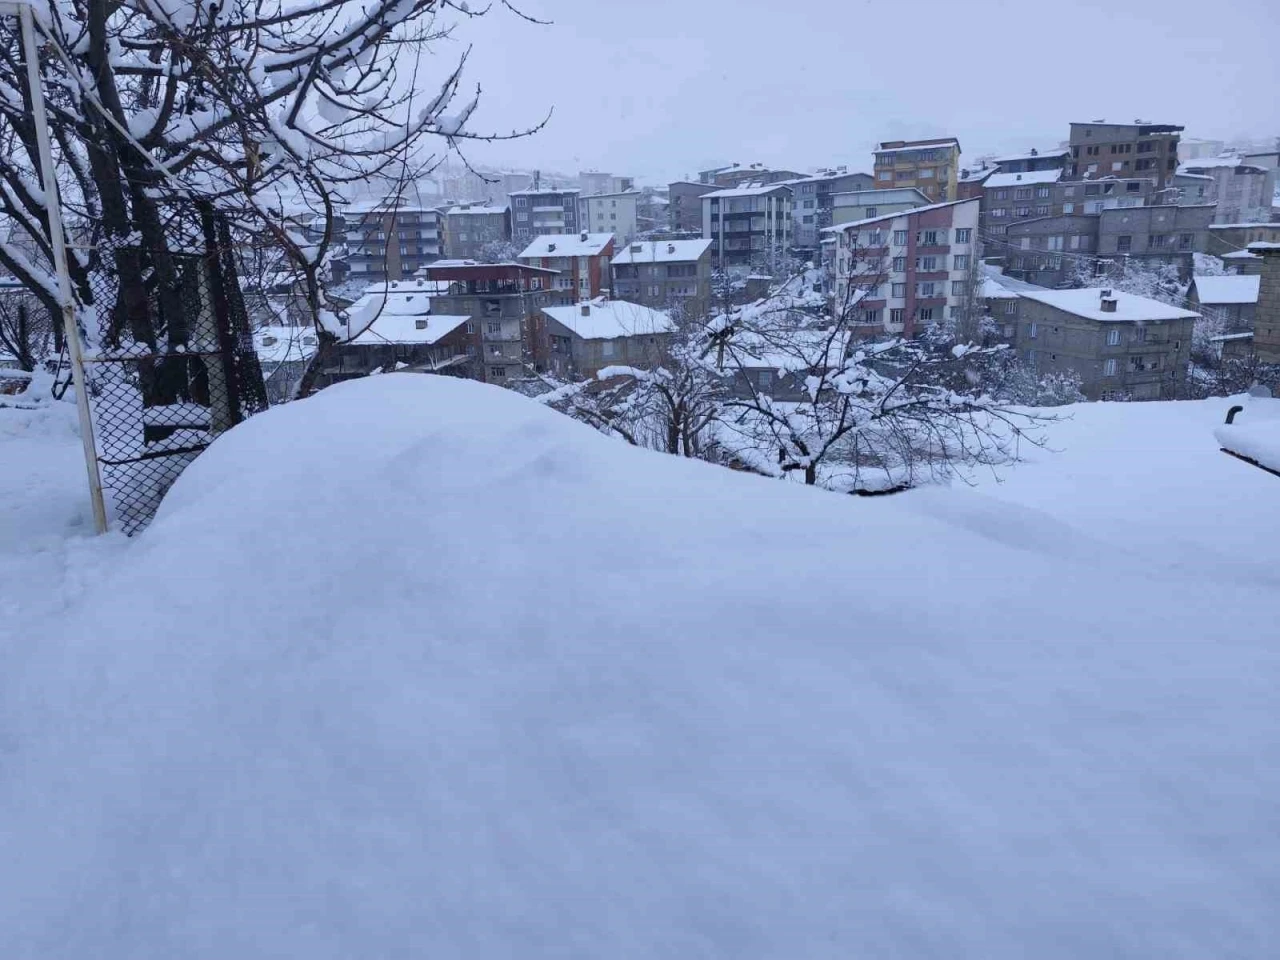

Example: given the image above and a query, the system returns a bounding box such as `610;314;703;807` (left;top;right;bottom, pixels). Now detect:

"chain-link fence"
83;214;269;534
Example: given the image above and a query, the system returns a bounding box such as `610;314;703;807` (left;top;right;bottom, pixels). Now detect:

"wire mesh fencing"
83;217;269;535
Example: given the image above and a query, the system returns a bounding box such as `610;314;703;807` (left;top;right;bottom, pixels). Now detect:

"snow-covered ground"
1;378;1277;958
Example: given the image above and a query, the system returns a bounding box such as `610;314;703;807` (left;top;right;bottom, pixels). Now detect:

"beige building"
872;138;961;202
1013;287;1197;400
1251;243;1280;364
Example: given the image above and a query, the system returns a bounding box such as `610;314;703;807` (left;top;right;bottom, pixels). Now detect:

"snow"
1191;274;1260;305
611;238;712;265
1223;250;1261;260
993;149;1070;163
823;198;974;233
982;169;1064;188
980;263;1049;297
2;380;1279;957
542;298;673;340
253;325;320;365
1017;287;1199;323
1216;395;1280;474
702;183;792;199
518;233;614;259
446;203;508;215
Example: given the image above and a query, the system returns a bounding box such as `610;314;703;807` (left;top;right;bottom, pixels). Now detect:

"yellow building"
873;138;961;203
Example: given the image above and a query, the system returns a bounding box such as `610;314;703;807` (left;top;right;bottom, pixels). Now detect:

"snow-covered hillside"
1;378;1277;958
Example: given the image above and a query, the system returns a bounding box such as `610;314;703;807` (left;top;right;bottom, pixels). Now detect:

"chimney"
415;318;428;329
1100;296;1118;313
1030;148;1038;156
631;243;643;253
580;230;588;242
1100;288;1113;297
667;243;676;254
580;303;591;317
548;242;556;253
1016;173;1023;181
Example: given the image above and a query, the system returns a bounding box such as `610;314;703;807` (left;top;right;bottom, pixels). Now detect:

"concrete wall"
1067;123;1181;191
442;210;509;260
579;194;638;244
1255;250;1280;364
612;248;714;313
1098;205;1214;267
668;181;720;234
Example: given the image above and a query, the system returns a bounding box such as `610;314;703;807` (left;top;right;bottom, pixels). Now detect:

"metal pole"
20;2;109;533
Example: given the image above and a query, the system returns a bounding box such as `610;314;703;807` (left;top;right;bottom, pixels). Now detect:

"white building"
701;183;793;270
824;198;981;338
578;191;640;244
579;171;636;196
1179;157;1275;224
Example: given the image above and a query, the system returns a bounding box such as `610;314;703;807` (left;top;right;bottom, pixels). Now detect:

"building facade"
1251;244;1280;364
611;239;714;312
827;198;981;338
441;203;510;260
1012;288;1196;400
702;183;793;270
830;187;931;227
579;171;635;196
508;187;581;244
1205;223;1280;257
419;261;559;383
702;163;803;188
518;233;616;300
872;138;962;203
668;181;723;234
1067;121;1182;193
345;204;443;282
1188;274;1259;329
788;170;874;251
1097;204;1215;271
578;192;639;244
990;148;1070;175
1179;158;1275;224
538;299;674;378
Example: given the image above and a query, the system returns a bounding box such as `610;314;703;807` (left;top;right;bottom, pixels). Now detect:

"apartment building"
872;138;962;203
957;165;995;201
990;148;1070;175
825;198;981;338
345;203;443;282
517;232;616;300
1067;121;1183;192
611;239;714;311
701;183;793;270
1205;223;1280;257
700;163;803;187
1188;274;1259;329
1178;157;1275;223
831;187;931;227
578;192;639;244
441;203;510;260
1173;172;1216;205
1097;204;1215;271
508;186;581;243
579;171;635;196
788;169;874;251
1012;287;1196;400
668;181;723;234
1251;243;1280;363
419;261;559;383
538;298;675;378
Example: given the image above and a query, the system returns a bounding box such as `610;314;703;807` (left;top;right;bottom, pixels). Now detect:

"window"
802;215;814;224
465;321;475;334
1035;205;1050;216
756;370;773;390
1150;234;1169;249
601;341;615;358
1083;201;1103;215
917;281;936;297
1047;236;1064;251
1063;185;1076;198
863;308;881;325
1020;237;1031;250
1107;329;1121;346
1029;321;1038;339
1027;348;1036;364
990;208;1008;219
994;189;1010;201
918;229;940;245
649;285;660;296
868;230;883;246
892;256;906;271
896;170;913;180
951;281;967;296
1004;301;1016;315
1014;188;1033;200
1086;163;1098;174
803;199;815;209
1103;358;1117;377
919;168;935;178
1070;235;1082;250
1015;206;1032;217
865;207;877;218
891;282;907;297
1179;232;1194;250
1035;186;1051;199
1115;235;1133;252
917;307;934;321
893;229;909;246
517;211;528;222
490;366;507;378
1003;323;1014;336
889;308;905;325
953;254;969;270
917;255;938;271
1063;202;1075;214
878;171;892;181
955;228;971;243
515;197;527;207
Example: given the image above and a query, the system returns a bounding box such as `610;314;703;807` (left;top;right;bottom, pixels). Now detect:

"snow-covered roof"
253;326;319;365
702;183;793;199
1192;274;1260;305
1017;288;1199;323
1211;222;1280;230
1175;172;1216;182
518;234;614;259
822;198;976;234
875;139;960;154
611;239;712;265
446;204;507;216
542;298;674;340
958;167;996;183
993;149;1070;163
983;169;1064;189
1223;250;1261;260
1247;241;1280;251
832;187;931;205
507;187;580;196
1180;157;1268;174
343;288;470;345
978;265;1050;299
1209;332;1254;342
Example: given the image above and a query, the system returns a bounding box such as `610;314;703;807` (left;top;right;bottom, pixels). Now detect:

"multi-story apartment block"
1205;223;1280;258
1173;172;1216;205
872;138;961;203
702;163;803;188
611;239;714;312
668;181;723;234
420;261;559;384
508;186;581;243
518;232;616;300
1179;157;1275;224
538;298;675;378
1179;138;1226;162
1067;121;1183;193
1011;287;1196;400
702;183;793;270
957;165;995;201
831;187;931;227
826;198;981;338
578;192;639;244
579;171;635;196
345;203;443;282
441;203;510;260
788;169;874;251
1097;204;1215;270
1251;243;1280;364
990;148;1070;175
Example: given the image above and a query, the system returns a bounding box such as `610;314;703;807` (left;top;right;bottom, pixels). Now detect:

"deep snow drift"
1;376;1278;958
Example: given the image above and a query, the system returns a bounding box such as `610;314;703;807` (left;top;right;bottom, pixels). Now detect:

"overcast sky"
435;0;1280;184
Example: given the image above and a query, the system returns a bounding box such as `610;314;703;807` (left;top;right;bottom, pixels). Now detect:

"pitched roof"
344;288;470;345
702;183;793;199
611;239;712;265
1017;288;1199;323
446;204;508;215
993;149;1071;163
518;233;615;259
822;198;976;234
983;169;1064;188
541;298;674;340
1192;275;1261;305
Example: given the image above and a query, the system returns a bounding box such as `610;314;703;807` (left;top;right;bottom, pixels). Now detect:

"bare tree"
0;290;57;372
